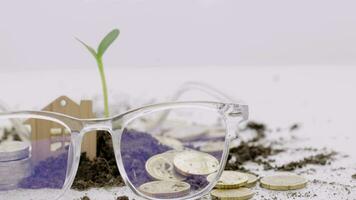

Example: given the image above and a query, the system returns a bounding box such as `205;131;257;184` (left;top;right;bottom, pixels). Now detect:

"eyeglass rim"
0;101;248;200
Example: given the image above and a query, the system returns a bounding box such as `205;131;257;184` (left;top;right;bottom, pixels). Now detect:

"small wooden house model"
25;96;97;162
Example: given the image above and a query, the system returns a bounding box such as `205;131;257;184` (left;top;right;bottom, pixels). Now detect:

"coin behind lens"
200;141;226;153
205;128;226;139
174;151;219;176
210;188;254;200
154;136;184;150
146;150;185;181
260;173;307;191
207;171;249;189
139;180;191;198
164;126;208;141
0;141;30;161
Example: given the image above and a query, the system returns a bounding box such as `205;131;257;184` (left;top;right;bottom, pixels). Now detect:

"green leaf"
76;37;97;58
97;29;120;58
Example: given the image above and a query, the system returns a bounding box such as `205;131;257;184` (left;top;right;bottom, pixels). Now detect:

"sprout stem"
97;58;109;117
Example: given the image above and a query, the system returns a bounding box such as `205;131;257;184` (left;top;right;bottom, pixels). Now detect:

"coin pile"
0;141;31;190
207;171;257;200
141;150;220;198
209;171;308;199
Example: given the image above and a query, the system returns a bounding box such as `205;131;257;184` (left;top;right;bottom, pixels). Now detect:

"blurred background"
1;0;356;69
0;1;356;199
0;0;355;128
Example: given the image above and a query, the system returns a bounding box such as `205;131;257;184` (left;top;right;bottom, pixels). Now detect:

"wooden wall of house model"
25;96;97;162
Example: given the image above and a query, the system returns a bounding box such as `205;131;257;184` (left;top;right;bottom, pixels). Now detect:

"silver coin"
174;151;220;176
0;141;30;162
139;180;191;198
146;150;185;181
0;157;31;184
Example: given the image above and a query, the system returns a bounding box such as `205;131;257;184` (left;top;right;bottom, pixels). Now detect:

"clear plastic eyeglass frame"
0;83;248;200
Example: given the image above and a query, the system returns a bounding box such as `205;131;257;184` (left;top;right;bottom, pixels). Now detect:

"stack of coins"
208;171;308;199
0;141;31;190
207;171;257;200
142;149;221;198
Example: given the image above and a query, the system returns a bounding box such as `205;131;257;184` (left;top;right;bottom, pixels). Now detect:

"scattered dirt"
226;142;283;171
289;123;300;131
226;121;284;171
276;152;336;171
352;174;356;179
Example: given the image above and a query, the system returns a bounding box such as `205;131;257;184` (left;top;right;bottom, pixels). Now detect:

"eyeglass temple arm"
147;82;247;132
170;82;246;105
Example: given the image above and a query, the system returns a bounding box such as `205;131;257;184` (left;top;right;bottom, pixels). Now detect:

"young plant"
76;29;120;117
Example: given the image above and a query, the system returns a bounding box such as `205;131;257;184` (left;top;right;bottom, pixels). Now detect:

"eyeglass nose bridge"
80;120;114;136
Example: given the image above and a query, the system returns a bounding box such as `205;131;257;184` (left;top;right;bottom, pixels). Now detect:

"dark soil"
72;131;124;190
0;128;21;143
80;196;90;200
352;174;356;179
116;196;129;200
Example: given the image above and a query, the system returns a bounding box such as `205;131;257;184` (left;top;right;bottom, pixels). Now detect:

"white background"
1;0;356;70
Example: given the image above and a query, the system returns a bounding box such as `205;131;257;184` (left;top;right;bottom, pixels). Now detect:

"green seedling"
76;29;120;117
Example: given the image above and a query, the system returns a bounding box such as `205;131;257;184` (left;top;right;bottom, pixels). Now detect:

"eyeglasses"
0;83;248;200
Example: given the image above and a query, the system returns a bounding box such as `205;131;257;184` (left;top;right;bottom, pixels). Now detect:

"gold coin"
145;150;185;181
210;188;254;200
174;151;220;176
260;173;307;191
207;171;249;189
139;180;190;198
242;173;259;188
200;141;226;153
154;136;184;150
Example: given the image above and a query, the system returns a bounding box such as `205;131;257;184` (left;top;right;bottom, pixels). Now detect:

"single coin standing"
210;188;254;200
207;171;249;189
139;180;191;198
145;150;185;181
260;173;307;191
174;151;220;176
0;141;30;161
